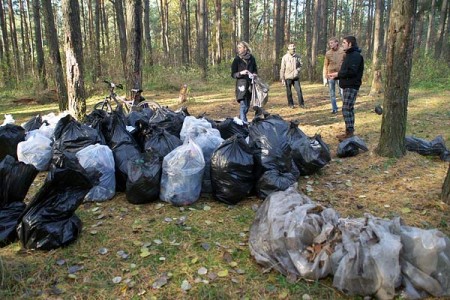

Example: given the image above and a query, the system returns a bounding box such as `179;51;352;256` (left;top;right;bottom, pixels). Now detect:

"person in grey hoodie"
328;36;364;141
280;43;305;109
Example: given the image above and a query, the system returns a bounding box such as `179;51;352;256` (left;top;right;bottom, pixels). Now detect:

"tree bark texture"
42;0;68;110
425;0;436;55
126;0;143;93
32;0;47;89
144;0;153;65
0;1;12;84
370;0;384;96
113;0;127;79
8;0;22;79
442;163;450;203
63;0;86;121
242;0;249;42
376;0;417;158
434;0;448;59
215;0;222;64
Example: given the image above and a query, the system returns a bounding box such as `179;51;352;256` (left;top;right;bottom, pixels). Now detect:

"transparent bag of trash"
76;144;116;202
249;185;340;280
392;218;450;298
331;215;402;299
160;139;205;206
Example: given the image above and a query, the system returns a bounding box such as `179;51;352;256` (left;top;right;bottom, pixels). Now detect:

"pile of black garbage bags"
0;107;332;250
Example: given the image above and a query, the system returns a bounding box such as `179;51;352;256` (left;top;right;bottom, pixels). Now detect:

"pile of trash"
249;186;450;299
0;107;332;250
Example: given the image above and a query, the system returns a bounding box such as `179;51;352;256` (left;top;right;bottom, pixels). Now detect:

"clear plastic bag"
160;139;205;206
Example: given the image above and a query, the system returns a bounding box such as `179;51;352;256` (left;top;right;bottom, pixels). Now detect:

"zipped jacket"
337;47;364;90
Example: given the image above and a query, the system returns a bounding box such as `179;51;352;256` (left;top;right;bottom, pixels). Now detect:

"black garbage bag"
256;170;297;199
127;110;150;127
216;117;249;139
291;135;331;175
143;126;182;161
0;155;38;246
52;114;103;167
0;201;26;247
17;167;92;250
249;114;292;177
0;124;26;160
149;107;185;138
405;135;449;161
0;155;38;207
211;135;255;205
287;120;307;143
337;136;369;158
84;109;108;145
108;112;141;192
22;115;45;132
126;152;162;204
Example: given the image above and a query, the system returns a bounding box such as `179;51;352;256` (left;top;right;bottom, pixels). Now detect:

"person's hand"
328;72;338;79
281;80;285;86
239;70;249;75
323;77;328;86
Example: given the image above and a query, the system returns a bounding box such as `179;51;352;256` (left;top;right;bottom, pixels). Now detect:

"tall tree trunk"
26;0;35;74
42;0;68;111
144;0;153;65
370;0;384;96
272;0;281;80
126;0;143;93
63;0;86;121
376;0;417;158
215;0;222;64
319;0;327;55
279;0;286;46
0;1;12;85
32;0;47;89
196;0;207;79
310;0;320;81
415;6;425;52
383;0;391;53
242;0;249;42
180;0;189;64
286;0;291;43
19;0;30;73
101;0;110;55
443;164;450;203
434;0;448;59
8;0;22;80
160;0;170;57
365;0;374;58
231;0;237;51
331;0;337;37
112;0;127;79
94;0;101;82
425;0;436;55
305;0;312;80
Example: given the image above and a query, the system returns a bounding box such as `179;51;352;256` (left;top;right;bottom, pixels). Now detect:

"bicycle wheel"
137;99;161;110
93;100;113;113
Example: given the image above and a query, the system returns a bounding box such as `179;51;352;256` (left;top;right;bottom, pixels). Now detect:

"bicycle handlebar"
103;80;123;90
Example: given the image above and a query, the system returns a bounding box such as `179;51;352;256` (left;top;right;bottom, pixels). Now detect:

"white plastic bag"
17;131;53;171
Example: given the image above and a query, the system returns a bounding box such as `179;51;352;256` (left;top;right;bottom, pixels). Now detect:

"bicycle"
93;80;161;114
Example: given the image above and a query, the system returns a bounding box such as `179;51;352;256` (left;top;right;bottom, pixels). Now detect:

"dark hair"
343;36;357;48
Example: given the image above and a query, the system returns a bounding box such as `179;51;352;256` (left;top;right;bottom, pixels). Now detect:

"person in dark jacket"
231;41;258;123
328;36;364;141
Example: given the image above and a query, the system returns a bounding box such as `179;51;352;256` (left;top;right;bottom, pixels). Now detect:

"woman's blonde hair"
237;41;252;54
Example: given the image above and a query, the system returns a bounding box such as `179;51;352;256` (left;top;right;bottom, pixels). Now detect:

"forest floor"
1;82;449;299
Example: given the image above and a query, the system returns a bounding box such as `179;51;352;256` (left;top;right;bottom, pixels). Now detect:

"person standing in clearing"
323;37;345;114
280;43;305;109
328;36;364;141
231;41;258;123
